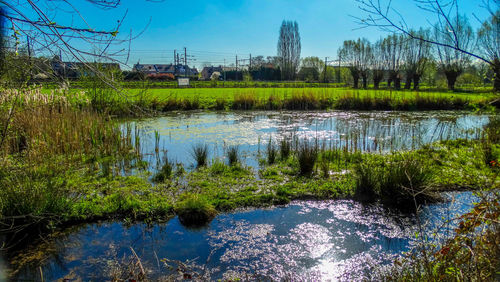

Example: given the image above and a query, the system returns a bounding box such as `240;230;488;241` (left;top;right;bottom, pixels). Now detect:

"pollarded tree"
403;29;432;90
477;10;500;91
277;20;301;80
381;34;405;89
338;38;372;89
434;15;474;90
371;39;385;89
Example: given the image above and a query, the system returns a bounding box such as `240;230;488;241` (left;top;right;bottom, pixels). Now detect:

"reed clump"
191;143;209;168
226;145;239;166
296;141;318;176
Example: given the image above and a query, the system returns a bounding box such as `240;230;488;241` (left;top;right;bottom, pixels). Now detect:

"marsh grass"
174;193;217;226
191;143;209;168
266;138;277;165
279;139;292;160
296;141;318;176
226;146;239;166
153;155;174;183
354;152;436;208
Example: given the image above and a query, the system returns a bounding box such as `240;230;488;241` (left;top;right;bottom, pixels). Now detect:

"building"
201;66;223;80
133;63;198;77
50;56;120;78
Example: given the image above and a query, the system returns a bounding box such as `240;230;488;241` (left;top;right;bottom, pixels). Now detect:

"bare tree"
434;15;474;90
277;20;301;80
355;0;500;92
371;38;386;89
381;34;405;89
404;28;432;90
338;38;372;89
477;9;500;91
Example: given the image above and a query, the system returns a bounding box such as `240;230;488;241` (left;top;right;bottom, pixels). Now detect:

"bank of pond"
0;106;498;280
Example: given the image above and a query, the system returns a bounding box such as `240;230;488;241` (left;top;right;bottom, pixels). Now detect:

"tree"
338;38;372;89
277;20;301;80
355;0;500;92
299;56;323;82
477;10;500;91
404;28;432;90
434;16;474;90
371;38;386;89
381;34;405;89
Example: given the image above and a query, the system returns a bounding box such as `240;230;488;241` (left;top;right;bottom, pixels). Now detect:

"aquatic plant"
279;138;292;160
153;155;174;183
190;143;209;168
354;152;435;208
266;137;277;165
296;141;318;176
226;145;239;166
174;193;217;226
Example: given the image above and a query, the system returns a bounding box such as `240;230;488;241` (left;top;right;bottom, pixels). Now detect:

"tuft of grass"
226;145;239;166
296;141;318;176
190;143;209;168
266;137;277;165
152;155;174;183
354;152;436;208
174;193;217;226
279;138;292;160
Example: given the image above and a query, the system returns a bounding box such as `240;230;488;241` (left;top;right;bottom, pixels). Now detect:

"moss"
174;193;217;226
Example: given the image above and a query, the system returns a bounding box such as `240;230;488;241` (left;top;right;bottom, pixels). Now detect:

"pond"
9;192;476;281
128;111;489;171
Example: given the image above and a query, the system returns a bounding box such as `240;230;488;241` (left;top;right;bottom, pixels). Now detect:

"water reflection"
10;192;476;281
126;111;489;171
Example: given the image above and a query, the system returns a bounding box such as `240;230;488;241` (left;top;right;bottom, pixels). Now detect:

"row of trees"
338;11;498;91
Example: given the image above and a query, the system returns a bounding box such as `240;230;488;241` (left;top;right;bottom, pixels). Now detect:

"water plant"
296;141;318;176
174;193;217;226
266;137;277;165
279;138;292;160
226;145;239;166
152;155;174;183
191;143;209;168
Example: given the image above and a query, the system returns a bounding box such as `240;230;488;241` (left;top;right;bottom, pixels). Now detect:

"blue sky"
60;0;491;69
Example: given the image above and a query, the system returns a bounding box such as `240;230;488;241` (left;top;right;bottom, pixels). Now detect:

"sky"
34;0;494;70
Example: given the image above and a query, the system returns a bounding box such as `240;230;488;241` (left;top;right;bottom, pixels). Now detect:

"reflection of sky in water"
126;111;489;171
12;192;477;281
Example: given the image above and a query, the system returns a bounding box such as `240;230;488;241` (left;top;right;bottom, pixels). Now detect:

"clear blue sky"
63;0;490;69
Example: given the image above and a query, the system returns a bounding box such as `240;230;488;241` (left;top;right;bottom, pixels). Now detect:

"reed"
191;143;209;168
296;141;318;176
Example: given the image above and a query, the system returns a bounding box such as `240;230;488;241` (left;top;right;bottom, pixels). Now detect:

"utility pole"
223;58;226;86
324;57;328;84
235;55;238;72
337;55;341;84
249;54;252;70
184;47;187;66
174;50;176;65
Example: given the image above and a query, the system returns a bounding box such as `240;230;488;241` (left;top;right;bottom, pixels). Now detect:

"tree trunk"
362;75;368;89
394;76;401;90
353;75;359;89
387;78;392;88
374;78;381;89
413;74;421;90
373;70;384;89
444;70;459;91
404;73;412;90
493;59;500;92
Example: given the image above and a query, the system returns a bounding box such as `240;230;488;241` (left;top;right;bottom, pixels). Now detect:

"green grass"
40;87;498;115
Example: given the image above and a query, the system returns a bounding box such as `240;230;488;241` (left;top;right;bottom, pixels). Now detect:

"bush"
152;156;174;183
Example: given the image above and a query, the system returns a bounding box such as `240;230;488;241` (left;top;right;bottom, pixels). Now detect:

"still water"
10;192;475;281
128;111;489;170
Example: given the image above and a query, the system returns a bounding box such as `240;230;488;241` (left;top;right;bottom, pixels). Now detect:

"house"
201;66;223;80
50;56;120;78
133;63;198;77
